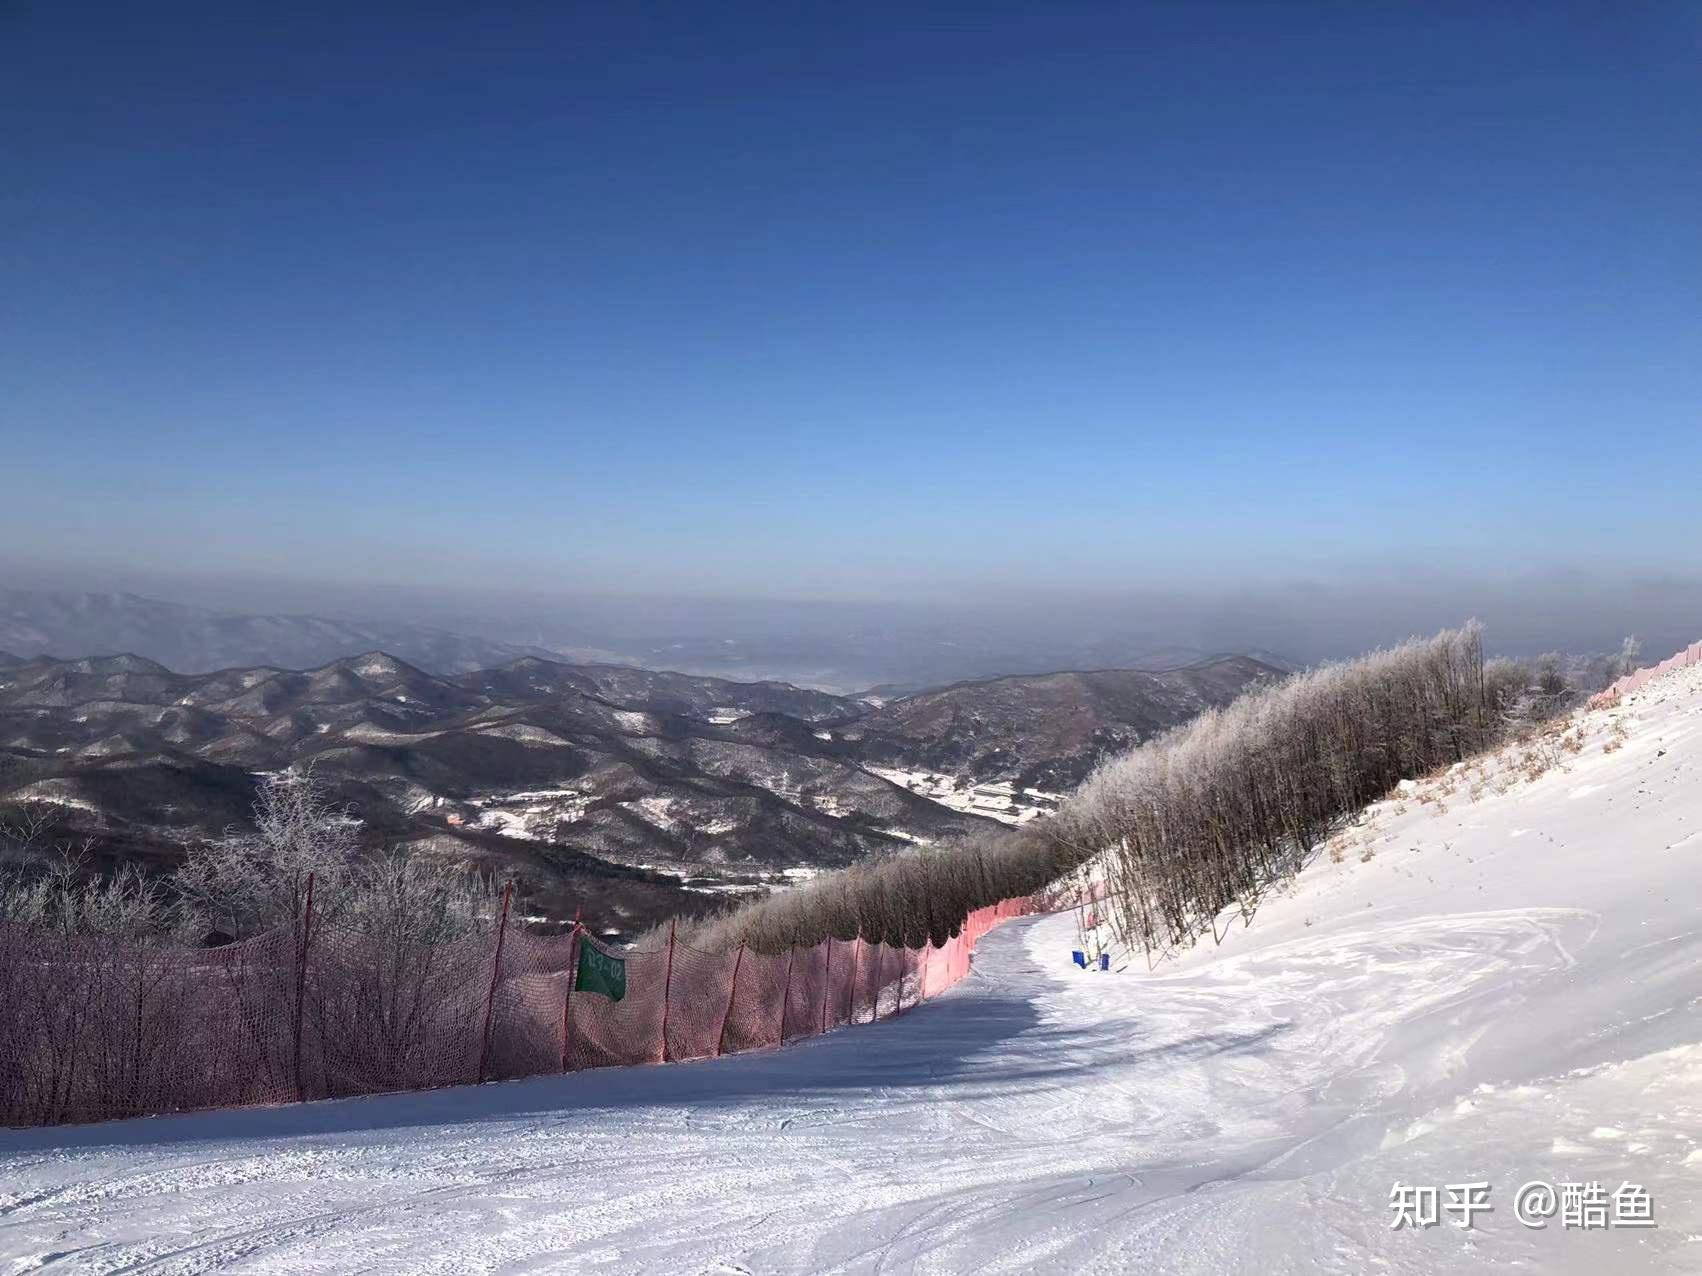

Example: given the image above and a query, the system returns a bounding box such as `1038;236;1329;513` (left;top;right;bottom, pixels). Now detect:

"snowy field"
862;766;1061;826
4;667;1702;1273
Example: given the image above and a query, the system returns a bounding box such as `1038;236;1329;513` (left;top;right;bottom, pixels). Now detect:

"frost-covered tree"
1051;624;1505;959
342;849;496;945
176;768;362;935
1600;635;1643;686
0;852;193;939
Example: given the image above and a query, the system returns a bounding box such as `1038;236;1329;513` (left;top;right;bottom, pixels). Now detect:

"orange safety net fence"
0;893;1042;1127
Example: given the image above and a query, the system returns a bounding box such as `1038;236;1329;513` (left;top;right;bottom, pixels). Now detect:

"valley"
0;649;1277;936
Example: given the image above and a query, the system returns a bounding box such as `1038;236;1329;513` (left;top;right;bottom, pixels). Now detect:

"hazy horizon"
4;555;1698;694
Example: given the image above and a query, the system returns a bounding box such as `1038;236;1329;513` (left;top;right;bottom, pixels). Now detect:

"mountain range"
0;587;1298;693
0;647;1279;935
0;589;549;677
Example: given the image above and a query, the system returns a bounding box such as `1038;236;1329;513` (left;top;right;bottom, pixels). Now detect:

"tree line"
690;622;1582;958
1051;623;1519;958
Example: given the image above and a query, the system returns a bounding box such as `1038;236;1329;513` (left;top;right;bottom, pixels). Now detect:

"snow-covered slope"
3;665;1701;1273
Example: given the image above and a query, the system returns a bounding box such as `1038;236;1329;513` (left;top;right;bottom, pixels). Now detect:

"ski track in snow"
6;668;1702;1273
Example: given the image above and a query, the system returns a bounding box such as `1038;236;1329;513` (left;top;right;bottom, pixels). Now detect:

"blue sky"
4;3;1698;602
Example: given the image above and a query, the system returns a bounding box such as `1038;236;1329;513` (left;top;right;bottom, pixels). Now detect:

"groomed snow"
3;667;1702;1273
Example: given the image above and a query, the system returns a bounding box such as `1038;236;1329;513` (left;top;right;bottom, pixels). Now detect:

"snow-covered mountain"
0;649;1273;933
847;655;1282;791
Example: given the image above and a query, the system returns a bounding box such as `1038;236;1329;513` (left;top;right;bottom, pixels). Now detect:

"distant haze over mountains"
0;589;552;679
0;587;1284;693
4;571;1696;694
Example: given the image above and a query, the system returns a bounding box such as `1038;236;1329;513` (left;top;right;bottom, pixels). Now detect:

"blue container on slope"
1072;950;1087;968
1099;953;1110;971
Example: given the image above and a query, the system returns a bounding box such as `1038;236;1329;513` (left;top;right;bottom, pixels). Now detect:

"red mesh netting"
0;926;296;1126
661;940;737;1063
781;941;826;1044
0;893;1041;1127
716;945;787;1055
564;934;668;1071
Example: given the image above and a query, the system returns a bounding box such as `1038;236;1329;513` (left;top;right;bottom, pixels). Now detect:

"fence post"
919;943;929;1004
848;938;862;1024
128;941;146;1113
659;918;677;1063
715;941;746;1058
820;938;833;1033
870;941;882;1019
477;881;513;1085
561;915;581;1074
779;947;796;1043
292;871;316;1103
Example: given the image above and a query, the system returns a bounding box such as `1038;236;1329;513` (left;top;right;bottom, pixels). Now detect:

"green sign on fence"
576;942;627;1002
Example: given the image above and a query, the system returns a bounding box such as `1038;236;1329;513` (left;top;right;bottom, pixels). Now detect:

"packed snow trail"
5;668;1702;1273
